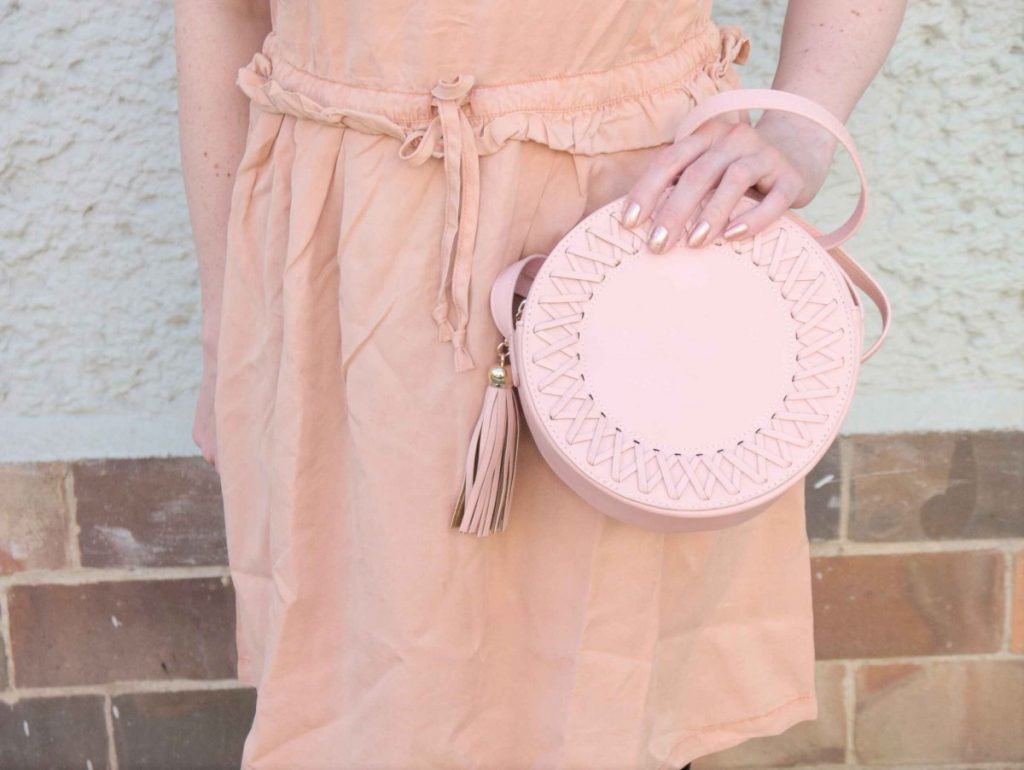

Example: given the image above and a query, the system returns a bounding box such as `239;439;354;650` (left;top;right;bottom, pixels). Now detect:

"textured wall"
1;0;1021;461
1;1;198;459
716;0;1024;434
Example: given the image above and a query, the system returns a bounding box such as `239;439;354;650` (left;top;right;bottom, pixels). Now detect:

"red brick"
848;431;1024;541
0;695;109;769
812;550;1004;659
693;662;846;768
0;462;71;574
112;688;255;769
8;578;236;687
855;659;1024;763
73;457;227;567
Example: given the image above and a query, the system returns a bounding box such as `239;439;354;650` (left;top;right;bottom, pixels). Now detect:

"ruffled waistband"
235;22;750;371
238;22;749;153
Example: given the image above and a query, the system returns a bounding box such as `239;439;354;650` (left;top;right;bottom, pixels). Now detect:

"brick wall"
0;458;251;769
0;432;1021;769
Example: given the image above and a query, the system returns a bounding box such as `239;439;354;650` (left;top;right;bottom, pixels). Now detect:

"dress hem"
654;693;819;770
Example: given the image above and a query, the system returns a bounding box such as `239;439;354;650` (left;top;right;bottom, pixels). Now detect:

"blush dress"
215;0;819;767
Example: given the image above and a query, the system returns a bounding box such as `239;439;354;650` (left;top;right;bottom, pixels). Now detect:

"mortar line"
826;649;1023;665
0;678;249;704
809;538;1024;557
0;589;13;691
104;693;119;770
0;565;231;588
64;462;82;570
4;539;1020;588
1002;547;1016;653
843;660;856;764
838;435;852;544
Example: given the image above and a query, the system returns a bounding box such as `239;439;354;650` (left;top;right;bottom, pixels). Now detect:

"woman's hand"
621;110;839;252
192;364;219;470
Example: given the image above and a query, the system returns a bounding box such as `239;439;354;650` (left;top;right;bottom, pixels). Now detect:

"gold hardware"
488;366;509;387
489;338;511;387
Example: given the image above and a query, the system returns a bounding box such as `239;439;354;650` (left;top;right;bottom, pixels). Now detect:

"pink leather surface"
581;240;794;451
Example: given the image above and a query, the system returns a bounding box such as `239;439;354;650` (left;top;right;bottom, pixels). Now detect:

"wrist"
755;110;837;154
754;111;839;180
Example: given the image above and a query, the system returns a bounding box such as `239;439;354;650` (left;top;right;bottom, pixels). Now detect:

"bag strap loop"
491;252;545;340
672;88;868;251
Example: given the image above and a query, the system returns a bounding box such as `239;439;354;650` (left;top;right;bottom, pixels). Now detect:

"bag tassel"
451;339;520;536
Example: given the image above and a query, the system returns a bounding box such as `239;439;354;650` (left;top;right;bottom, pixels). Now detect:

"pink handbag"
451;89;891;536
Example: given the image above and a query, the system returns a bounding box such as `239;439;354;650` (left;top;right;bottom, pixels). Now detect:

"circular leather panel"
581;247;795;452
517;194;861;514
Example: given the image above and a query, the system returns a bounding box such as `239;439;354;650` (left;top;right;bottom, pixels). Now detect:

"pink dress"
216;1;818;767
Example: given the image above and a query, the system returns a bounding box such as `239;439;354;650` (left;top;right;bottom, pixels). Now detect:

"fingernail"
623;200;641;228
648;224;669;253
723;222;748;240
687;220;710;248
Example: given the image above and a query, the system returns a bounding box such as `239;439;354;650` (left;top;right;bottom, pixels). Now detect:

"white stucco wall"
1;0;1021;461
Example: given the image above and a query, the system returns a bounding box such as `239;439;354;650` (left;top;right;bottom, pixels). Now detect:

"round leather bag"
488;89;890;533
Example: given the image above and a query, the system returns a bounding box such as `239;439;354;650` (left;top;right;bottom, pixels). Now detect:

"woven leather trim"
518;197;859;510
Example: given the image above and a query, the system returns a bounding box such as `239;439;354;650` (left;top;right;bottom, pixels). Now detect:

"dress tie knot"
430;74;475;103
397;73;482;372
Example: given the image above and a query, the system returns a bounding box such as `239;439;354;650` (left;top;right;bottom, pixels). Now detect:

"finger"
687;151;775;247
620;132;711;229
721;173;803;242
647;134;750;253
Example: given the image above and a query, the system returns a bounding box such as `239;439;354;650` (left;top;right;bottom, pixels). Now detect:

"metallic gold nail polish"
687;220;710;248
648;225;668;253
623;201;641;228
723;222;749;240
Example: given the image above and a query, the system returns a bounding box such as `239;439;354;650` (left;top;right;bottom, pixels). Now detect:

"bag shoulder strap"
835;244;891;362
786;211;891;363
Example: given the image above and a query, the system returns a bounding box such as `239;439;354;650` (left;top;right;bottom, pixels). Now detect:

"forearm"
174;0;271;367
756;0;906;158
772;0;906;120
741;0;909;207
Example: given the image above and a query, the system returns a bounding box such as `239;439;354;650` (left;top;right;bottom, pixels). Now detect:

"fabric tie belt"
236;54;488;372
397;74;481;372
235;24;751;372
